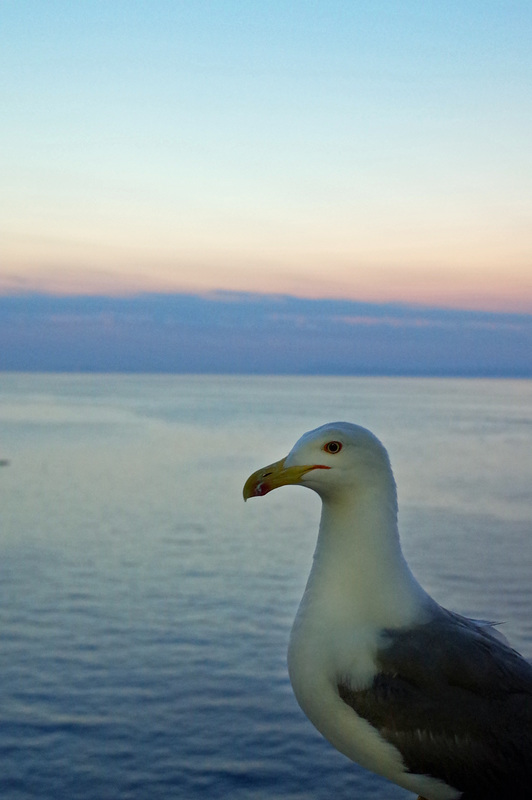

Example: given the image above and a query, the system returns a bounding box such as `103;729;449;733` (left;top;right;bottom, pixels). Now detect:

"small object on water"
243;421;532;800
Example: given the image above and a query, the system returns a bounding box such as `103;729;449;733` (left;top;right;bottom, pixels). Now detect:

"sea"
1;374;531;800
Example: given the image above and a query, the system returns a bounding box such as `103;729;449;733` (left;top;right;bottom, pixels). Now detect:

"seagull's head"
243;421;394;502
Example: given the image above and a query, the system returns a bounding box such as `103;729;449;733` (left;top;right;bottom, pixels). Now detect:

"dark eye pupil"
326;441;341;453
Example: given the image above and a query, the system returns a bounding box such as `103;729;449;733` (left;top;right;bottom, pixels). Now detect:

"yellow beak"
243;457;328;500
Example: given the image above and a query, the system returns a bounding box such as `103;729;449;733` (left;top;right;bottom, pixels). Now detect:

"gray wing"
338;609;532;800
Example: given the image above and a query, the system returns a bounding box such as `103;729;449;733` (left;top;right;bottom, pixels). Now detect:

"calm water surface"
1;375;531;800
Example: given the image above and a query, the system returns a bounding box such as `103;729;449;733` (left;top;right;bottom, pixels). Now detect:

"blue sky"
1;2;531;374
2;1;532;311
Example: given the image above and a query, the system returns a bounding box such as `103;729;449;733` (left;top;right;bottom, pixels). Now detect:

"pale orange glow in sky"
3;224;531;311
2;2;532;312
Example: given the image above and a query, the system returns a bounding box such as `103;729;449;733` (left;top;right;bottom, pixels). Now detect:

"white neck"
301;484;432;630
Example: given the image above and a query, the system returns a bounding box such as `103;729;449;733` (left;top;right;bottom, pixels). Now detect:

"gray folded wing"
338;609;532;800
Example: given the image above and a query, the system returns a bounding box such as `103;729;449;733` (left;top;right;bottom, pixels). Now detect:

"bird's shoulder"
379;608;532;696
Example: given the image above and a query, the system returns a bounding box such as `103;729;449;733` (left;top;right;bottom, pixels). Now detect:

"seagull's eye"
323;441;342;454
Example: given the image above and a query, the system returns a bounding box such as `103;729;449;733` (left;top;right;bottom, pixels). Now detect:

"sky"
2;0;532;314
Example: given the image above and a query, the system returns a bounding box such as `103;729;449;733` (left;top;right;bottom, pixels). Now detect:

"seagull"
243;422;532;800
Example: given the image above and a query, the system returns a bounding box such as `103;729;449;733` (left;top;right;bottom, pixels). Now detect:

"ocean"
1;374;531;800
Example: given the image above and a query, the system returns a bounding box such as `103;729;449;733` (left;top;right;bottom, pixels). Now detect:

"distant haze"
1;292;530;376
